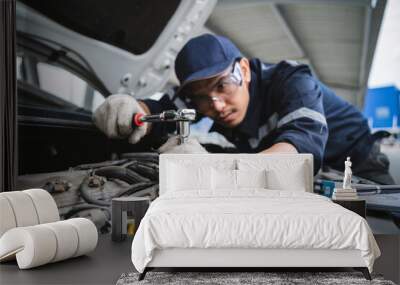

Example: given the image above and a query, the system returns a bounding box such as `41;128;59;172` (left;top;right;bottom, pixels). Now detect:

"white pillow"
167;162;211;192
266;164;307;192
236;169;267;189
237;158;307;192
212;168;237;190
211;169;268;191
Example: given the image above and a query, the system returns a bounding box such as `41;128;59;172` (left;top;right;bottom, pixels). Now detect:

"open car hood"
16;0;217;98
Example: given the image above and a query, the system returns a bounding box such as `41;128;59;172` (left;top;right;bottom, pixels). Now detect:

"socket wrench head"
177;109;196;121
177;121;190;145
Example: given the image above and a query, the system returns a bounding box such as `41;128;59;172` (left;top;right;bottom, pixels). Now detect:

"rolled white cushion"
0;226;57;269
23;189;59;223
0;192;39;227
0;196;17;237
64;218;98;257
42;222;79;262
0;218;98;269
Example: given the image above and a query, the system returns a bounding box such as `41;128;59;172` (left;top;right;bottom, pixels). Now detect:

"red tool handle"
132;113;145;128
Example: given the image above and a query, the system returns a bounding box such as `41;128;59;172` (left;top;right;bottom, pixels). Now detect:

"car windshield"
16;32;108;113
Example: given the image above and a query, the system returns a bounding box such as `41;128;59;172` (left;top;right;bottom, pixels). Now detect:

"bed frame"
138;154;372;281
139;248;371;280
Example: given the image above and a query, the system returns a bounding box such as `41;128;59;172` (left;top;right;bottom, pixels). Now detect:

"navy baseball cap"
175;34;242;87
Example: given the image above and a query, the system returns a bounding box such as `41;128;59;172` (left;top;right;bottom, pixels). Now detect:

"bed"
131;154;380;280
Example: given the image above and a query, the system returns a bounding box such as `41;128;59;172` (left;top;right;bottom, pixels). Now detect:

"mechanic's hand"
93;94;148;144
158;136;208;154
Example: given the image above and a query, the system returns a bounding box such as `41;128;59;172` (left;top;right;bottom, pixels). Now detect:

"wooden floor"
0;234;133;285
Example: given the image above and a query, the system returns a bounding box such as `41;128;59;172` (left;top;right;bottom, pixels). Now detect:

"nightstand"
333;199;366;218
111;196;151;242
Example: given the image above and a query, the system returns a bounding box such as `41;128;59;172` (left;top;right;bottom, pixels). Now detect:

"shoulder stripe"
277;107;327;129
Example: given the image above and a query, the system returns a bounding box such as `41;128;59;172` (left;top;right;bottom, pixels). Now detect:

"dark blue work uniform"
143;59;374;175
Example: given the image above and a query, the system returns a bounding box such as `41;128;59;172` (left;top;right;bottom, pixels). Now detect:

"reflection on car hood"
16;0;217;97
19;0;181;56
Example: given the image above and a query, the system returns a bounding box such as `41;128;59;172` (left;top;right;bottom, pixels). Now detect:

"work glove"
158;136;208;154
93;94;148;144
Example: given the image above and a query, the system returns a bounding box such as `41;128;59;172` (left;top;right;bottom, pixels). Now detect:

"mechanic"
93;33;394;185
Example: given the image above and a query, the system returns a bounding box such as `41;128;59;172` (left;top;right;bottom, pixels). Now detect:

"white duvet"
131;190;380;273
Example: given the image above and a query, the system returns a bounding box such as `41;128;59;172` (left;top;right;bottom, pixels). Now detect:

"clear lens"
188;62;243;110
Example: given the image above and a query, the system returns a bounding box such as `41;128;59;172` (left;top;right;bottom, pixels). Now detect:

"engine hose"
141;161;159;170
64;205;112;234
125;159;158;168
121;152;159;163
127;185;159;200
121;152;159;159
136;162;159;172
95;166;150;183
79;177;112;206
63;203;110;220
73;159;130;170
117;182;157;197
131;160;159;171
127;163;158;181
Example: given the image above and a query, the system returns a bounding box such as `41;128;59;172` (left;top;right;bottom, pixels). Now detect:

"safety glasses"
184;61;243;110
